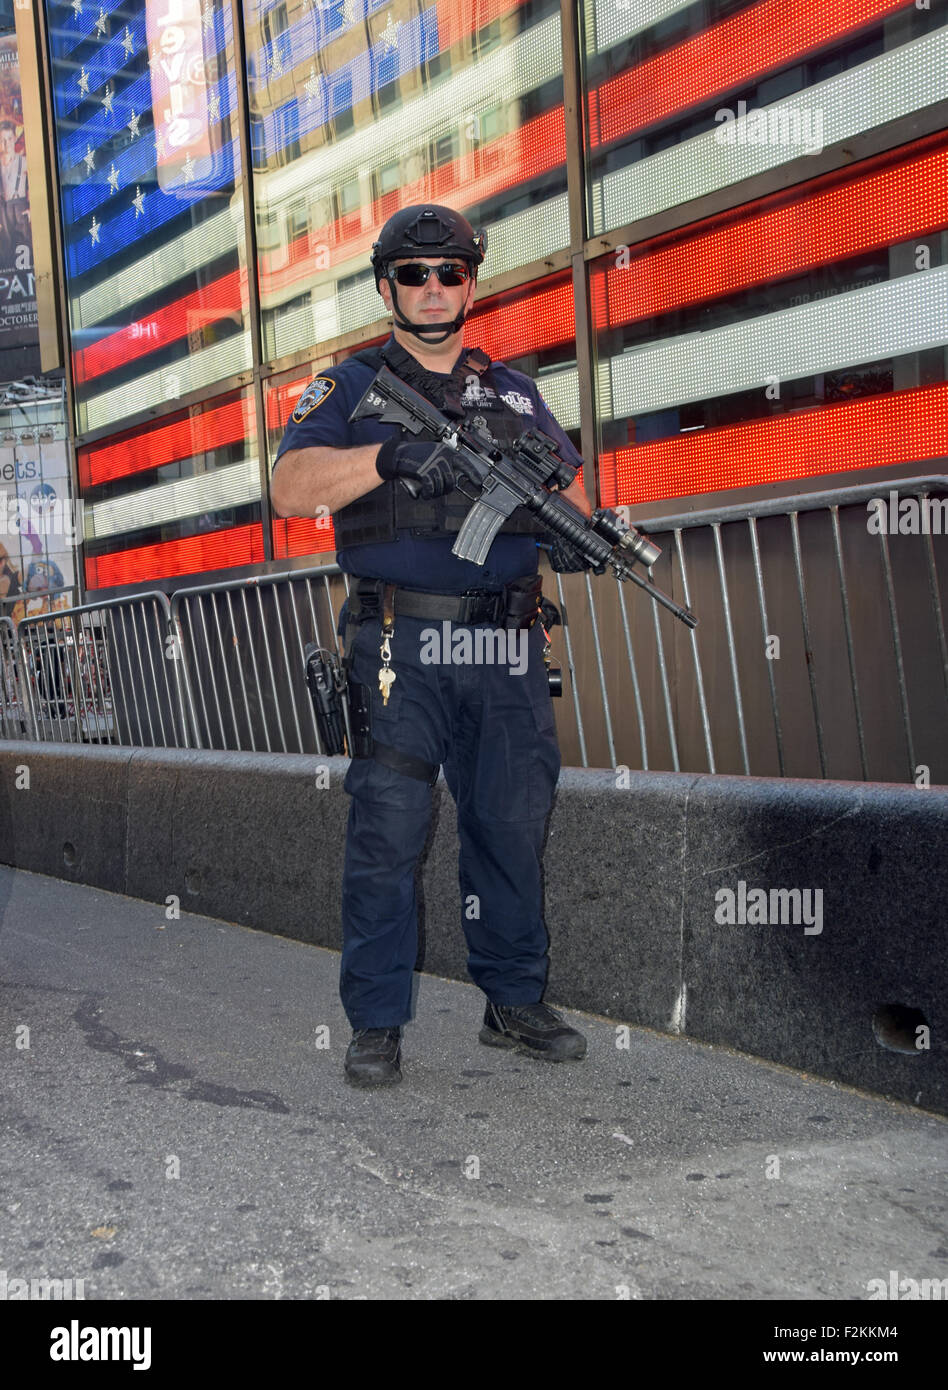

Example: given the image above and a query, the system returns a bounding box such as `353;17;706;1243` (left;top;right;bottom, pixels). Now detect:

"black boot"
480;1002;586;1061
344;1027;402;1086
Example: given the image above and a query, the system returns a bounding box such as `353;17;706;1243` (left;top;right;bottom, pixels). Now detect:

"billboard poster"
0;33;37;351
0;440;76;628
146;0;216;196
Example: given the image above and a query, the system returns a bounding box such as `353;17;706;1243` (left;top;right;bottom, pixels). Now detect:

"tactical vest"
332;340;550;549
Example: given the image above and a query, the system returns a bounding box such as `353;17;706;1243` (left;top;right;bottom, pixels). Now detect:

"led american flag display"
50;0;250;420
40;0;948;591
47;0;256;583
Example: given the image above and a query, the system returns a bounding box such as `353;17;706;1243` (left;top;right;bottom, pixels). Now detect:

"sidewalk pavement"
1;865;945;1301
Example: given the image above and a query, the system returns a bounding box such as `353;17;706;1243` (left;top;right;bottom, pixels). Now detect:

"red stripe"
263;275;575;446
272;516;337;558
587;0;914;146
265;375;313;432
74;270;247;386
592;139;948;327
466;274;574;360
598;383;948;508
433;0;529;50
79;397;256;488
85;523;265;589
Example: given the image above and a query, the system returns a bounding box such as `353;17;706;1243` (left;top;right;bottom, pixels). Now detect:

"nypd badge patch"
292;377;336;422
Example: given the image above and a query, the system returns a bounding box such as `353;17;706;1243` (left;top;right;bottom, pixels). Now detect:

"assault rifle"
350;365;697;628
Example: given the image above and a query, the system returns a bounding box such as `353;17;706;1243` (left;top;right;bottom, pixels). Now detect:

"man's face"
378;256;476;330
0;128;15;161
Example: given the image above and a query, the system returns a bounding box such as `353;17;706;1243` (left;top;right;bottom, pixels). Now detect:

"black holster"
303;643;351;756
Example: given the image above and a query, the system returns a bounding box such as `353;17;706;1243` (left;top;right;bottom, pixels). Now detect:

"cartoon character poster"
0;441;76;629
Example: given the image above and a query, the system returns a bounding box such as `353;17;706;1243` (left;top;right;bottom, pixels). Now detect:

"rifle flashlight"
591;508;661;569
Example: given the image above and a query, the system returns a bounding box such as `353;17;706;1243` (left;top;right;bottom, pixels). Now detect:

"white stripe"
532;366;582;434
479;196;570;282
595;26;948;231
608;266;948;417
85;457;261;540
265;274;378;361
78;333;253;434
71;207;241;329
585;0;698;53
516;268;948;427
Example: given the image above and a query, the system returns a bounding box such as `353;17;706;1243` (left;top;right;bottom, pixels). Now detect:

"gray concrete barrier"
1;741;944;1113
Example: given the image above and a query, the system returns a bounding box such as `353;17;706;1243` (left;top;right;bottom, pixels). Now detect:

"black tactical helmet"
371;205;486;342
370;205;487;289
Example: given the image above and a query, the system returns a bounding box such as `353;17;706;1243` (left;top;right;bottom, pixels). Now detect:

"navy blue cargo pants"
338;604;561;1029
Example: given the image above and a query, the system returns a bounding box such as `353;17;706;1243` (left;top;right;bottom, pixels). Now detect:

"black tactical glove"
376;437;457;500
549;534;606;575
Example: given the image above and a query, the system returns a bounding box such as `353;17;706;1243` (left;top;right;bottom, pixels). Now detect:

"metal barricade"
4;478;943;781
549;477;948;783
169;564;349;753
16;592;188;747
0;614;28;739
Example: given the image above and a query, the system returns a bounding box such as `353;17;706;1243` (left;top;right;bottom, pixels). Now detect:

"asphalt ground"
1;864;945;1345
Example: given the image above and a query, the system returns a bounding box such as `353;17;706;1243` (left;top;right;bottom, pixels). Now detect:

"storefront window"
80;388;263;588
0;383;75;627
582;0;946;237
590;135;948;505
244;0;570;365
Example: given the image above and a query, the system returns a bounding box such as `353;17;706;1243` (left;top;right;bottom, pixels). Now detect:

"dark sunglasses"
390;262;471;287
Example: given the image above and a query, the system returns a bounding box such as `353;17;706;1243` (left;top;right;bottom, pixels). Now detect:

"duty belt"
346;574;543;628
337;574;562;786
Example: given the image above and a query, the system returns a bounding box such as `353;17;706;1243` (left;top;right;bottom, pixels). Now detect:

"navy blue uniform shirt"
274;337;583;592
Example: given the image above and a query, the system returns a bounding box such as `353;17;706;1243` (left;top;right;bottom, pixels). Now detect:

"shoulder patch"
292;377;336;422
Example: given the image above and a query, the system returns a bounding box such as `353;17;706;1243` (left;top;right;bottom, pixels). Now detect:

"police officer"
271;205;593;1086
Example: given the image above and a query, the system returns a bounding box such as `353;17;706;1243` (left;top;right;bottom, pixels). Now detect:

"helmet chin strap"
387;277;471;346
